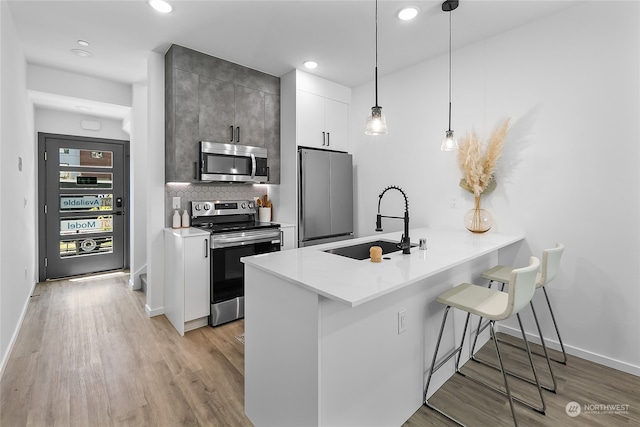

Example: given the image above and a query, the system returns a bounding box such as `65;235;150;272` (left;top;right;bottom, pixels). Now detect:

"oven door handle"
211;233;281;248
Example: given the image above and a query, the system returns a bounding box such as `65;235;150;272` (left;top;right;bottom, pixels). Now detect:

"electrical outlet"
172;197;181;209
398;309;407;334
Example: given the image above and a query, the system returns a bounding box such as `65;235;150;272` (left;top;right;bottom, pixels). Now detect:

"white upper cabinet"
297;90;349;152
297;90;325;148
323;97;349;151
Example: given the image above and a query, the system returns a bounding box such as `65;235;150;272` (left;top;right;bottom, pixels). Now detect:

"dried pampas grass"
457;118;511;197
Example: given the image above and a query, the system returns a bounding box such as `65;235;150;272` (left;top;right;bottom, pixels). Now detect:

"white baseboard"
498;324;640;377
0;280;38;380
145;304;164;317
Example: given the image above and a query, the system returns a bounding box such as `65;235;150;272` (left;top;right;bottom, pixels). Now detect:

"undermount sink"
324;240;416;260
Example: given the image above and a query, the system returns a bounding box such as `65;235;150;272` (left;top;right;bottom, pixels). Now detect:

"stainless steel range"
191;200;281;326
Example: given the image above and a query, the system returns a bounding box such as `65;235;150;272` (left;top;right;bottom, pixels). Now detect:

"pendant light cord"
447;9;452;131
374;0;379;107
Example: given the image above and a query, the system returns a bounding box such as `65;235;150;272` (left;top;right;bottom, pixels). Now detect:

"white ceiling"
8;0;583;118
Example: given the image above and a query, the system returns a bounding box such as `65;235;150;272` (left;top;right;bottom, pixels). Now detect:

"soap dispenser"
181;210;190;228
172;209;181;229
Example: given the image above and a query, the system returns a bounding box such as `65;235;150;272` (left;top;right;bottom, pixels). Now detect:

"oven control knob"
248;201;254;209
204;203;211;211
241;202;247;209
193;204;201;211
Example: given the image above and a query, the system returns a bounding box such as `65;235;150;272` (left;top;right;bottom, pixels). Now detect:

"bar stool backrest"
506;256;540;319
538;243;565;287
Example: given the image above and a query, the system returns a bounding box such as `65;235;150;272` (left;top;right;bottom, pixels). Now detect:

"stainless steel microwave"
200;141;268;183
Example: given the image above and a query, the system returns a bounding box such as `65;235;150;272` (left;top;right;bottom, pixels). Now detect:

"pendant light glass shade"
365;106;388;135
441;0;459;151
365;0;388;135
441;129;458;151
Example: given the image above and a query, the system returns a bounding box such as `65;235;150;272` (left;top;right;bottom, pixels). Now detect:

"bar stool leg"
459;313;546;415
470;281;494;357
489;320;519;427
542;287;568;364
528;301;557;392
424;306;451;404
516;313;546;414
424;307;472;426
470;281;506;357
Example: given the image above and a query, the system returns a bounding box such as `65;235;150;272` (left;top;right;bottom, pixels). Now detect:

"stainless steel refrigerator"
298;148;354;247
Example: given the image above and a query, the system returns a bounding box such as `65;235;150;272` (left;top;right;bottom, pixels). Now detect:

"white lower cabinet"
164;228;210;335
280;224;296;250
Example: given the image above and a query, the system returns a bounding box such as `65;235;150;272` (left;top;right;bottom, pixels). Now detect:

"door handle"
230;125;234;142
236;126;240;143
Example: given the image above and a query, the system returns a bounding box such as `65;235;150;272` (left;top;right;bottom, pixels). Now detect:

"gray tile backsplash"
165;183;268;227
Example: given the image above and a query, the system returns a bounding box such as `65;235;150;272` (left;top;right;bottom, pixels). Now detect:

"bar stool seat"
424;257;545;427
437;283;509;320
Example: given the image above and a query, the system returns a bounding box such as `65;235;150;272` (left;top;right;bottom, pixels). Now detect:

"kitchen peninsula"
242;227;524;427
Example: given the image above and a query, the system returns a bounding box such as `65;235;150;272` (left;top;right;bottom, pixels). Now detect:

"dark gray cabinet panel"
165;44;281;184
166;69;199;182
199;76;235;144
235;85;265;147
265;93;280;183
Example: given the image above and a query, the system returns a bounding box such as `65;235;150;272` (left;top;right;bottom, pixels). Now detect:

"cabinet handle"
205;239;209;258
322;131;326;146
280;230;284;248
236;126;240;143
266;166;270;182
230;125;234;142
327;132;330;146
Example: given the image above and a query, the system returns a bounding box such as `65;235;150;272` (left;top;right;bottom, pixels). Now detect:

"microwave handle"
250;154;257;179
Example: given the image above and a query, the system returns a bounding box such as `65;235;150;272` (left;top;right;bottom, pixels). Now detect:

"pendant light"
365;0;388;135
441;0;459;151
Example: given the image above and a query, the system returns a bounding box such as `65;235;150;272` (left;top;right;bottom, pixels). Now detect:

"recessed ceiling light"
77;40;90;47
397;6;420;21
148;0;173;14
71;49;93;58
303;60;318;69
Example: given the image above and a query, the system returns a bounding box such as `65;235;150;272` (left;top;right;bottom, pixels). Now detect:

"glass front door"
39;134;128;280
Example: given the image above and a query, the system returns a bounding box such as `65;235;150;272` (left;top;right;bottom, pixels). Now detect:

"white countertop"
164;227;210;237
242;227;524;307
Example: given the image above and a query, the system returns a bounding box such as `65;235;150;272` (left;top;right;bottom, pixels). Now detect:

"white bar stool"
477;243;566;363
469;244;566;395
424;257;545;427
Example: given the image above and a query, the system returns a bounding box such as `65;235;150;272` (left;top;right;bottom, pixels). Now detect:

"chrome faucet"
375;185;411;254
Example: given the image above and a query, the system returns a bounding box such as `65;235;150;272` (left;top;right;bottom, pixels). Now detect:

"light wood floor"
1;274;638;426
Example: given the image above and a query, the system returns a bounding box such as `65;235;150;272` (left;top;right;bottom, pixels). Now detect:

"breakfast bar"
242;227;524;427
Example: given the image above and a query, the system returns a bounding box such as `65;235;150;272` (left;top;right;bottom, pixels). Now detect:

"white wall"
0;1;36;374
130;83;148;290
33;108;129;141
28;64;131;108
145;52;165;316
351;1;639;374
